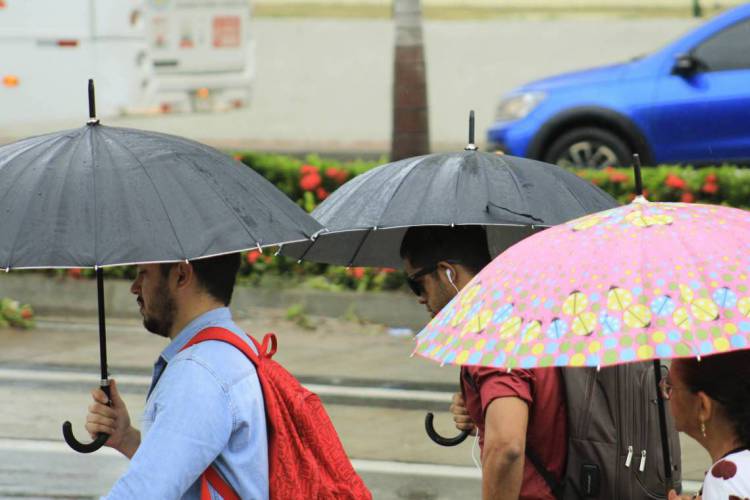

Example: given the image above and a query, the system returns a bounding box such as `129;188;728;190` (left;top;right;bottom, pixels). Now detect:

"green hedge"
60;155;750;292
576;165;750;208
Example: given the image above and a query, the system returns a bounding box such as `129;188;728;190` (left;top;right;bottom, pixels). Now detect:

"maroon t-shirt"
461;366;568;500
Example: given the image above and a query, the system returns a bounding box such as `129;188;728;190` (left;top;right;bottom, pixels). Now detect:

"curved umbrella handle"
425;412;470;446
62;380;111;454
62;421;109;454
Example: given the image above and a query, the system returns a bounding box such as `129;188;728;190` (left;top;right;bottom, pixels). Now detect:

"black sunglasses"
406;260;461;296
406;263;439;296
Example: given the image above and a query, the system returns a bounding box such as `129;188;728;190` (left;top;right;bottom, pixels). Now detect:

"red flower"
67;268;82;279
325;167;348;184
263;255;273;264
233;154;243;162
300;172;322;191
608;171;629;183
705;173;718;183
347;267;366;279
680;192;695;203
664;174;686;190
702;182;719;195
300;164;319;175
246;251;261;264
20;307;33;320
315;187;329;200
380;267;396;274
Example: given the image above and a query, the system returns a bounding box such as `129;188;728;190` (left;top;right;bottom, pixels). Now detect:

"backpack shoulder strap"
183;326;272;500
525;446;564;499
181;327;277;365
201;466;240;500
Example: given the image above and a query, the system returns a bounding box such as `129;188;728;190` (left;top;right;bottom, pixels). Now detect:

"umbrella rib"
89;128;100;265
375;158;423;228
100;128;190;260
347;228;373;267
498;156;526;203
2;133;77;268
145;132;315;238
175;152;262;249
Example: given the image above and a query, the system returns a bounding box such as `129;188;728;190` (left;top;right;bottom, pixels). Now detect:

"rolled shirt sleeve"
105;356;234;499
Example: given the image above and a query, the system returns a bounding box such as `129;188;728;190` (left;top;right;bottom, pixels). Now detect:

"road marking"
0;437;478;479
0;437;706;489
352;459;481;479
0;367;454;404
0;437;120;457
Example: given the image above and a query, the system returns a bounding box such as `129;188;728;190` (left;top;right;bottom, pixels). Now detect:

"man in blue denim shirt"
85;254;269;499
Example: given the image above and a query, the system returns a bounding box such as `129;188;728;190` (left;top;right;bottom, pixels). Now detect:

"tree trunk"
391;0;429;161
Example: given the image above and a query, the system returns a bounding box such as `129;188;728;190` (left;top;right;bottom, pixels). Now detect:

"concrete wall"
0;274;430;330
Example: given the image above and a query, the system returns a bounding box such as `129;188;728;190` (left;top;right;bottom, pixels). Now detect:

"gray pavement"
0;311;711;495
1;17;700;154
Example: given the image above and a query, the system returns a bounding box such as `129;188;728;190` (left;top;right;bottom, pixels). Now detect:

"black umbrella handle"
425;412;471;446
62;382;111;454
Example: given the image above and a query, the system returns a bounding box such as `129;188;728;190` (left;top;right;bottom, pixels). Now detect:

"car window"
693;18;750;72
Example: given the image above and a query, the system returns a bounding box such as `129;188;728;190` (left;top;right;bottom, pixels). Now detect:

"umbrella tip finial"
464;110;478;151
87;79;100;126
632;153;643;197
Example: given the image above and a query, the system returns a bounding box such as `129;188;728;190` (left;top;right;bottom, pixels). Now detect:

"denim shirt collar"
158;307;232;364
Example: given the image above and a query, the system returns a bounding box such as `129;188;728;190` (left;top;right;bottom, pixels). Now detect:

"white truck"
0;0;155;127
0;0;254;135
145;0;255;113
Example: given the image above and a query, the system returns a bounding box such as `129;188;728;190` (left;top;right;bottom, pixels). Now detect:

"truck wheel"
543;127;632;169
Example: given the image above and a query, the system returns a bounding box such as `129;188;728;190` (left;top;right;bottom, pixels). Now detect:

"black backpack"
532;362;682;499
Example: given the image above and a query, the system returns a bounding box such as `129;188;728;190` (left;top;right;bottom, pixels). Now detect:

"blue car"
487;4;750;168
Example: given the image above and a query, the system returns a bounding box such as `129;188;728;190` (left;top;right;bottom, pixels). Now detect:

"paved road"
0;317;710;498
2;17;699;154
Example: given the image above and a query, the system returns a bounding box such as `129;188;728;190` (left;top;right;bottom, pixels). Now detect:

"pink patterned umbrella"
414;198;750;369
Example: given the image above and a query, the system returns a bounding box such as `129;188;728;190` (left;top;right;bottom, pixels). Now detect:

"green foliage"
0;298;35;329
575;165;750;208
285;303;315;330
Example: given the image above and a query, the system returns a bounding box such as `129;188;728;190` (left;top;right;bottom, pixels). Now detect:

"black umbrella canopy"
282;150;619;268
0;100;321;454
0;125;322;269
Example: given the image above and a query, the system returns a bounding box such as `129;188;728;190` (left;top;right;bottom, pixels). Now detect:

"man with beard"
85;254;268;499
401;226;567;500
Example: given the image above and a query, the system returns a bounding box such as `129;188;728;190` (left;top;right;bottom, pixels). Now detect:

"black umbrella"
283;112;619;445
0;81;322;453
282;112;617;269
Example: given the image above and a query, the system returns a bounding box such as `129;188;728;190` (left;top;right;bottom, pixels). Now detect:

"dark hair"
160;253;240;306
399;226;491;275
680;349;750;447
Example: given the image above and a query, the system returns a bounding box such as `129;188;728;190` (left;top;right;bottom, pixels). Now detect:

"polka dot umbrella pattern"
414;198;750;370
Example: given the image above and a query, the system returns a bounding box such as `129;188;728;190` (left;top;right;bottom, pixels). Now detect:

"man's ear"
173;262;194;289
437;261;459;286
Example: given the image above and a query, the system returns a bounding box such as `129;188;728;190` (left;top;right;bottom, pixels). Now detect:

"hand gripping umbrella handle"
62;382;111;454
425;412;470;446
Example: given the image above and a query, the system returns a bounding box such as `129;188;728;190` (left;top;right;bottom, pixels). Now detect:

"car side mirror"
672;53;698;76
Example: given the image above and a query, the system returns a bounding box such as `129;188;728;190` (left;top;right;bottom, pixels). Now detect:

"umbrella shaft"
96;269;109;382
652;359;673;492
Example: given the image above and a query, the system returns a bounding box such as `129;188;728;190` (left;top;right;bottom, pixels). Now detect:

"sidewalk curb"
0;274;429;330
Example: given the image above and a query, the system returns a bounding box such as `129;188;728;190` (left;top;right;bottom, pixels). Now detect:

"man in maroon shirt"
401;226;568;500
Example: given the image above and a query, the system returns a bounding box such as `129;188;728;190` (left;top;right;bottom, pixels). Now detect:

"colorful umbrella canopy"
414;198;750;369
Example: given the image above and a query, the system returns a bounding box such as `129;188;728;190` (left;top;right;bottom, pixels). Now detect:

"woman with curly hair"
664;349;750;500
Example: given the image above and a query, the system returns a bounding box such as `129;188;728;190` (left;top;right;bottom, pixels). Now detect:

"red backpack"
181;327;372;500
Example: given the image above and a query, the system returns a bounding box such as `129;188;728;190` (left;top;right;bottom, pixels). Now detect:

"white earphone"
445;268;460;293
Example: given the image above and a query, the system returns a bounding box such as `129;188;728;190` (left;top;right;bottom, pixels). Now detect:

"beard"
141;280;176;338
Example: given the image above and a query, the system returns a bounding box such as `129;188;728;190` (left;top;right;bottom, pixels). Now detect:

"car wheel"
543;127;632;169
